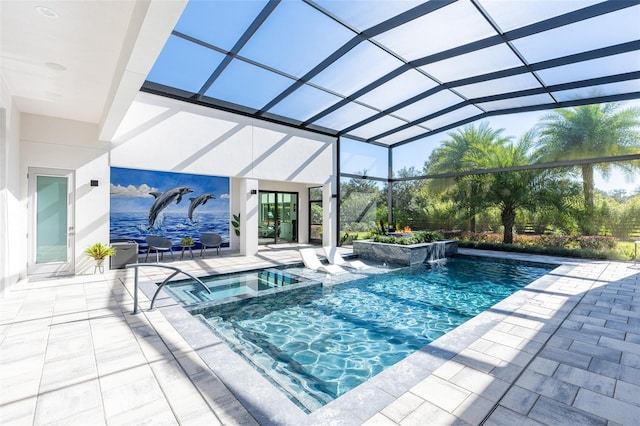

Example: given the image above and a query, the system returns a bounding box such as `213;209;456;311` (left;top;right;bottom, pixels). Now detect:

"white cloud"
110;183;157;197
219;193;230;199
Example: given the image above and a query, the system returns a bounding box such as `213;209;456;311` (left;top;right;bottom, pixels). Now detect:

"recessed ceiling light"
45;62;66;71
35;6;58;18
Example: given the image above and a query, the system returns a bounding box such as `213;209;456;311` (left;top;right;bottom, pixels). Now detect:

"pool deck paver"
1;246;640;425
360;253;640;426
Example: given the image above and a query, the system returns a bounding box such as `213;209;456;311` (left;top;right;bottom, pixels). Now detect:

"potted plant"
85;242;116;273
180;236;194;247
232;213;241;236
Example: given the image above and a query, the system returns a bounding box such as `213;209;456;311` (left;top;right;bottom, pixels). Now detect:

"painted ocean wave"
110;211;230;251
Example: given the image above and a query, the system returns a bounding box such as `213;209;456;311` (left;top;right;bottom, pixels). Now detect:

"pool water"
187;256;554;412
163;269;317;307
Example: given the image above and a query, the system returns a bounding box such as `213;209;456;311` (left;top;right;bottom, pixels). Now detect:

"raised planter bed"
352;239;458;266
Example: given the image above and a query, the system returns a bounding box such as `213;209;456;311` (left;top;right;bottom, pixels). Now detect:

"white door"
28;168;75;276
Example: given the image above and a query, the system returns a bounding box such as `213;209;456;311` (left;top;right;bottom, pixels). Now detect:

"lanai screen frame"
340;137;640;239
141;0;640;243
143;0;640;147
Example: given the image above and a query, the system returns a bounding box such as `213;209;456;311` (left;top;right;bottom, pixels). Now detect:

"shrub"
536;234;571;248
457;240;626;261
513;235;540;247
576;235;618;251
416;230;444;242
458;232;503;244
455;232;619;252
373;235;398;244
372;230;443;245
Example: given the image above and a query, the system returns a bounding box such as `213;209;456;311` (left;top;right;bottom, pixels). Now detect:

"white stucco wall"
3;91;337;284
0;78;22;293
111;92;335;183
20;114;111;275
111;92;338;250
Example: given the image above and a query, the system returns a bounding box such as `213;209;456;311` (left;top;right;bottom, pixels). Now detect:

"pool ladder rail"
125;263;211;314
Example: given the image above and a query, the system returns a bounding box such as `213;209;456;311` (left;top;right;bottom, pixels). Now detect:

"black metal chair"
145;236;174;262
200;233;222;256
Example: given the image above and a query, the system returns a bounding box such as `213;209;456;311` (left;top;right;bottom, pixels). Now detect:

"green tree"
518;178;583;235
536;103;640;234
340;174;384;232
311;203;323;224
392;166;429;228
425;122;510;231
464;132;572;244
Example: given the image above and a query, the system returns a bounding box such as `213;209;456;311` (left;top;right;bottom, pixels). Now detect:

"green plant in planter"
372;230;444;245
232;213;241;237
180;236;194;246
84;242;116;260
85;242;116;274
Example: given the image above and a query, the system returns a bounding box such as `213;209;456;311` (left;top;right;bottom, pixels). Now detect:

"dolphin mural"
148;186;193;229
188;193;216;222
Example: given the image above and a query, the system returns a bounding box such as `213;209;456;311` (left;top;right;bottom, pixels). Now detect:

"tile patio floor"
1;246;639;425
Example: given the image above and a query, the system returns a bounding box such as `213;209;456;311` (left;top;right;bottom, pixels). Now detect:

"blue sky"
392;99;640;193
148;1;639;194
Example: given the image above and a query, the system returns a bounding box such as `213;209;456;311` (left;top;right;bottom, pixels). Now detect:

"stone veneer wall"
352;240;458;266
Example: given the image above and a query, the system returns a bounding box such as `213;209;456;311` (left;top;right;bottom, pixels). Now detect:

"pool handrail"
125;263;211;314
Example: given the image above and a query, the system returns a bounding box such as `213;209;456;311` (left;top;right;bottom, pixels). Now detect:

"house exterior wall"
1;78;22;294
110;92;337;253
1;90;337;286
20;114;111;276
111;92;334;183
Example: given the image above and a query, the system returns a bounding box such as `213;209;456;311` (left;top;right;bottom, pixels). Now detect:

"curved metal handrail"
125;263;211;314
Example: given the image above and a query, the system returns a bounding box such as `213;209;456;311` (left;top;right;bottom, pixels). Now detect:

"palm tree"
425;122;510;231
464;132;569;244
536;102;640;234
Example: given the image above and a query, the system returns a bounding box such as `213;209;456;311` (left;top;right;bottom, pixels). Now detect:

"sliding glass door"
258;191;298;244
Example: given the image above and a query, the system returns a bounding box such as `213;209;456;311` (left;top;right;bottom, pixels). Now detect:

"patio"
2;1;640;424
1;247;639;425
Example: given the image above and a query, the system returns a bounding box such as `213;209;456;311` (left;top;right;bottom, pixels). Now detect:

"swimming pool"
171;256;553;412
163;268;319;308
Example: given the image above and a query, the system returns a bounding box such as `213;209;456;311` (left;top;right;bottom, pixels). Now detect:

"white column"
322;180;337;248
229;178;240;252
239;178;259;256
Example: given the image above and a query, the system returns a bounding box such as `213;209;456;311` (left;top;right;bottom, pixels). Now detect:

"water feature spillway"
353;239;458;266
428;241;447;262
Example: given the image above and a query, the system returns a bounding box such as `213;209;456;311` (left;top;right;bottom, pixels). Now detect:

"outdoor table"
180;244;194;259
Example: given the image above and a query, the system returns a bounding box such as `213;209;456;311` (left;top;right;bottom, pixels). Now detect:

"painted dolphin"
188;193;215;222
147;186;193;229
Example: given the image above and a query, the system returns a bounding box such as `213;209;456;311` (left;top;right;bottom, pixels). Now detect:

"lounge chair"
323;246;367;270
299;248;345;275
145;236;174;262
200;233;222;256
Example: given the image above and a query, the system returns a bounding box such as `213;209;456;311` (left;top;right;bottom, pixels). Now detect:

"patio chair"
299;248;345;275
323;246;367;270
200;233;222;256
145;236;174;262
